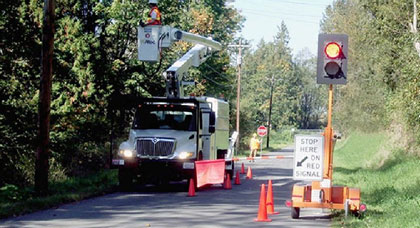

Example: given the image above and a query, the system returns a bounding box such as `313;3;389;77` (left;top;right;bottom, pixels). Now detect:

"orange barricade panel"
195;159;225;188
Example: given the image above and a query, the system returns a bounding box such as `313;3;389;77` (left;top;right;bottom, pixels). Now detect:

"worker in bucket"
249;133;261;161
140;0;162;27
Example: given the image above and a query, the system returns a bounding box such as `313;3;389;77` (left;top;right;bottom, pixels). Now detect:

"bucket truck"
112;25;237;189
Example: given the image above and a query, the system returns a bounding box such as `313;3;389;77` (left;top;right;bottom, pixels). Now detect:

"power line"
241;10;319;24
201;74;232;89
240;7;320;18
203;63;234;82
242;0;330;7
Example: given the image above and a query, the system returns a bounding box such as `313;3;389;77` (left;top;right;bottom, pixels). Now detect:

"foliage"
239;23;325;148
332;132;420;227
0;0;242;187
321;0;420;154
0;170;117;219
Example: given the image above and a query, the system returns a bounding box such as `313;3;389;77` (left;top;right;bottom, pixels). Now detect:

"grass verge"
332;132;420;227
0;169;118;219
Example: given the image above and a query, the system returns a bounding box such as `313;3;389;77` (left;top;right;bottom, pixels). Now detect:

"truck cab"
113;97;233;188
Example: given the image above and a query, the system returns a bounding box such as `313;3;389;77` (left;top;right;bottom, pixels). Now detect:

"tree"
0;0;243;187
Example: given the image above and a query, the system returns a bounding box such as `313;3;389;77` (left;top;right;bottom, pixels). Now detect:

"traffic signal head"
317;34;348;85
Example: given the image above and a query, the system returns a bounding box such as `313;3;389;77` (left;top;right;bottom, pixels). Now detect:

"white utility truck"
112;25;237;189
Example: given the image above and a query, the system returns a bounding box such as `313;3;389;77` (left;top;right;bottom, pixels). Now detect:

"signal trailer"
286;33;366;219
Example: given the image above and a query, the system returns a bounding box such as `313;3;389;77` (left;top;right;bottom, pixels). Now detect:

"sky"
231;0;334;56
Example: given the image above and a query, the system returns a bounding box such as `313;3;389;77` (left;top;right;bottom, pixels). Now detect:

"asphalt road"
0;147;331;228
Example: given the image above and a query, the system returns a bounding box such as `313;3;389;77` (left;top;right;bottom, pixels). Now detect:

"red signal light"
324;42;342;59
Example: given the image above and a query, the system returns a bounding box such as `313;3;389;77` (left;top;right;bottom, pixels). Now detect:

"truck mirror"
209;111;215;125
209;111;216;133
209;126;215;133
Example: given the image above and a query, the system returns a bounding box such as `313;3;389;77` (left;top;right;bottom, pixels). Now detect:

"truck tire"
118;168;133;191
291;207;300;219
227;162;234;179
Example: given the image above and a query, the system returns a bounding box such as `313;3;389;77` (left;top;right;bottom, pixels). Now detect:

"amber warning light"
324;42;341;59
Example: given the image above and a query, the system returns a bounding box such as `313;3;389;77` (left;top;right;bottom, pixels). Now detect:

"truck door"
200;109;212;160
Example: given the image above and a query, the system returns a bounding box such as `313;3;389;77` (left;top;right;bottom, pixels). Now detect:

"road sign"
293;135;324;181
257;126;267;137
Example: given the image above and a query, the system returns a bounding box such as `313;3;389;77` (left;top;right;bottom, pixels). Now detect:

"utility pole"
36;0;55;195
267;75;275;148
228;40;250;152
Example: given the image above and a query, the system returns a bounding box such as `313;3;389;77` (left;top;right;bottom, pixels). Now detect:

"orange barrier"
233;155;288;161
240;163;246;174
234;171;241;185
224;173;232;189
266;180;279;214
187;178;196;197
254;184;272;222
246;166;253;179
195;159;225;188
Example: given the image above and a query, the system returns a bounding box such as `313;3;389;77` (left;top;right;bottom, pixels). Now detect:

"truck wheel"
291;207;300;219
227;162;234;179
118;168;133;191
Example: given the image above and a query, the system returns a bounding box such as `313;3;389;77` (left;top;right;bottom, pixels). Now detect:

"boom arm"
138;26;222;98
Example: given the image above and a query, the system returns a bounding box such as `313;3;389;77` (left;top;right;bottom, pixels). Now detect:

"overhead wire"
240;10;319;24
239;7;320;19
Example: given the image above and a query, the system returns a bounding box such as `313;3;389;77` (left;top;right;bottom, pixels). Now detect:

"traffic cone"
246;166;253;179
254;184;272;222
187;178;196;197
266;180;279;214
234;171;241;185
240;163;245;174
224;173;232;189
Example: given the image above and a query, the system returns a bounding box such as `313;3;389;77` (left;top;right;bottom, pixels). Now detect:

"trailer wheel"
291;207;300;219
118;168;133;191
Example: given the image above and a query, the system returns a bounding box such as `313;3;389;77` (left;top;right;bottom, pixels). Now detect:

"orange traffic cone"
266;180;279;214
224;173;232;189
254;184;272;222
187;178;196;197
246;166;253;179
240;163;246;174
234;171;241;185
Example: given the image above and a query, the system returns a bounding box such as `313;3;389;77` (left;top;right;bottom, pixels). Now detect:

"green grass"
332;132;420;227
0;169;118;219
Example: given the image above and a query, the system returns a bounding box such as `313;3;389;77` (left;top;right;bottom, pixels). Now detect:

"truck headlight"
178;152;193;159
119;149;134;158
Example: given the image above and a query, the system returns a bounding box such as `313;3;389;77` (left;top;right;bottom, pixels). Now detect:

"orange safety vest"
147;6;162;25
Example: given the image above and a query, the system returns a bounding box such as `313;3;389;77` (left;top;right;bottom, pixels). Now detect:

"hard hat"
253;133;257;137
148;0;158;4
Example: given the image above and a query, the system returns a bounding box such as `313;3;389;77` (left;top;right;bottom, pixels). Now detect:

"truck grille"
136;138;175;157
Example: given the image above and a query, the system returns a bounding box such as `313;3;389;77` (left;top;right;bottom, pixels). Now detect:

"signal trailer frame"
288;34;365;218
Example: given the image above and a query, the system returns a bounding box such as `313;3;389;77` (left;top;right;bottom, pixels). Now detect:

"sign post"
293;135;324;181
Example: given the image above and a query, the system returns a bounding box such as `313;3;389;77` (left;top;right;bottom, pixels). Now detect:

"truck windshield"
132;108;196;131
